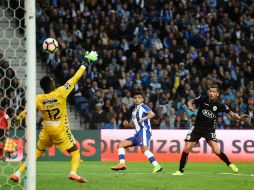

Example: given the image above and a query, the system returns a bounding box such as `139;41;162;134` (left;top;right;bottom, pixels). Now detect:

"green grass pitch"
0;161;253;190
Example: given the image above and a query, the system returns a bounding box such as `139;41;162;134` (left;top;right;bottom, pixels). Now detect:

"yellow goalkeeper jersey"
18;65;86;135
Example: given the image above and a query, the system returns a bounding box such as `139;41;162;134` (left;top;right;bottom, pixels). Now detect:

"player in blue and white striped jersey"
111;91;162;173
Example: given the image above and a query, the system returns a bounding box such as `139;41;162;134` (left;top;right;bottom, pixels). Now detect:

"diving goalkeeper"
10;51;98;183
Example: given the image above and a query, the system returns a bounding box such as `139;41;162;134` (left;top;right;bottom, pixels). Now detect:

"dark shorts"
185;126;218;143
0;128;6;141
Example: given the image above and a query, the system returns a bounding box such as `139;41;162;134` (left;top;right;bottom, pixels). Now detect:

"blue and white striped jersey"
132;103;152;133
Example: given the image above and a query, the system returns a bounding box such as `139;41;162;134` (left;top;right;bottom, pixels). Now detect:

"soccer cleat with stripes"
111;163;126;171
68;173;87;183
10;174;20;182
229;164;239;173
152;165;162;174
172;171;184;176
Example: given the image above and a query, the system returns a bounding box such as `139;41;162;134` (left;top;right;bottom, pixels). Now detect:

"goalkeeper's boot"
152;165;162;174
172;171;184;176
111;163;126;171
10;174;20;182
68;173;87;183
229;164;239;173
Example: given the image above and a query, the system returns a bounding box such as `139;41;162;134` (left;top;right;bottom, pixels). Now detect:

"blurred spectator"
121;90;134;109
151;106;163;129
105;117;119;129
36;0;254;129
217;116;225;129
119;119;132;129
160;114;172;129
246;97;254;127
89;103;108;129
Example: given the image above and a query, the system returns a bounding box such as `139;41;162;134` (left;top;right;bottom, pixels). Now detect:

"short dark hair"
133;91;143;97
209;83;220;91
40;76;54;92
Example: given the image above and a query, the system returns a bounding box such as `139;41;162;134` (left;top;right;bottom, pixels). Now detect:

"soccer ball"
42;38;59;54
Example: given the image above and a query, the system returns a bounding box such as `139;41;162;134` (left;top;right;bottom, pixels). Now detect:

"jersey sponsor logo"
42;98;57;105
64;82;71;90
213;106;217;111
202;109;215;118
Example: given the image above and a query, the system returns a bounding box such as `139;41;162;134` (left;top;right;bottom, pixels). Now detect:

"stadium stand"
36;0;253;129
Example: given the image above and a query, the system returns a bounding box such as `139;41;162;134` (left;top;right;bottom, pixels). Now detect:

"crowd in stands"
0;0;26;129
0;54;26;120
35;0;254;129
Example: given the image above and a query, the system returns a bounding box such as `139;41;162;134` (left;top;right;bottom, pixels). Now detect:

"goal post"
25;0;36;189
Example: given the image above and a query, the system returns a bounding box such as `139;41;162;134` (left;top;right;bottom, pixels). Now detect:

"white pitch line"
178;172;254;177
217;172;254;177
36;172;254;177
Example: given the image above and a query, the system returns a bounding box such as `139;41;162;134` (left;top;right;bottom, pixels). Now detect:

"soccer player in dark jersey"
172;83;249;175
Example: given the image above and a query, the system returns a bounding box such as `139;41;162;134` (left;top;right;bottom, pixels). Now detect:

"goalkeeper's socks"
70;171;77;175
118;148;125;164
144;150;159;166
179;152;189;173
216;152;231;166
14;171;21;178
70;150;80;173
18;162;26;174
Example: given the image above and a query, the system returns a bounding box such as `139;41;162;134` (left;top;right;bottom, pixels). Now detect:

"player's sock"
36;149;45;159
70;171;77;175
18;162;26;174
70;150;80;173
14;171;21;178
216;152;231;166
144;150;159;166
13;149;44;179
118;148;125;164
179;152;189;173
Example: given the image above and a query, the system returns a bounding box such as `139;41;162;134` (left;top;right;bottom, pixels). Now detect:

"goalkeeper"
10;51;98;183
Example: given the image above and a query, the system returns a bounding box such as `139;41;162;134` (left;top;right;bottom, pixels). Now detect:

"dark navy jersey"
193;96;231;129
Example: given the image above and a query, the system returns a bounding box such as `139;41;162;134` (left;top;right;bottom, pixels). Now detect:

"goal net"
0;0;36;189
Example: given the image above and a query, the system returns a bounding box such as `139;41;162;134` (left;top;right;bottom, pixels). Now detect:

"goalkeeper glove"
82;51;98;68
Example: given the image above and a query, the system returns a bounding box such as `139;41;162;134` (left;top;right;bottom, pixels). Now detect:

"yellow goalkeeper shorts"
37;128;76;153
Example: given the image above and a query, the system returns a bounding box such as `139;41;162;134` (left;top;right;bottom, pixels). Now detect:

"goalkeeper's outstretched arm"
57;51;98;98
